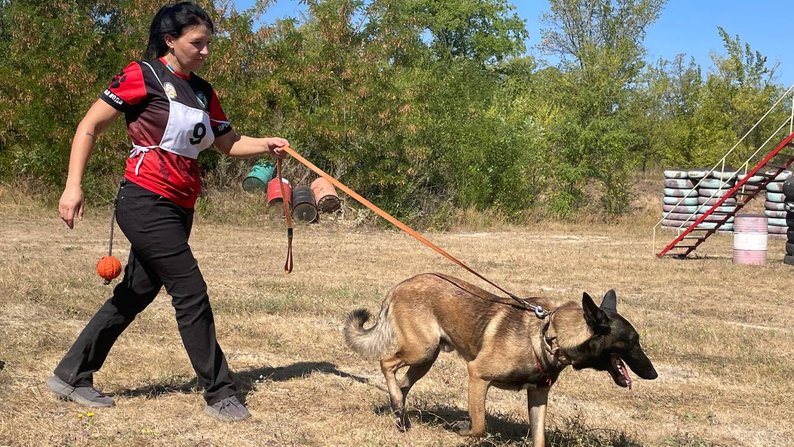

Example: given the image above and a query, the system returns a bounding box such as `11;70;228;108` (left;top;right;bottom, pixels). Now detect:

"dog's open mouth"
608;354;632;389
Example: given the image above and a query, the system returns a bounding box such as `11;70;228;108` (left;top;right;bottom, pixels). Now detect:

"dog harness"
533;310;566;387
532;349;558;387
540;310;570;364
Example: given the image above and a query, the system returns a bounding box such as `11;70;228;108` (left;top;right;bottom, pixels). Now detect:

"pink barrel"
733;214;768;265
310;177;340;213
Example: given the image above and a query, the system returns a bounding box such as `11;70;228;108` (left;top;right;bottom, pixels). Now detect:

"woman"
47;2;287;422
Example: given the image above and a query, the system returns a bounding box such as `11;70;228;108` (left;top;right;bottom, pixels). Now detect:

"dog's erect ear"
582;292;610;335
600;289;617;313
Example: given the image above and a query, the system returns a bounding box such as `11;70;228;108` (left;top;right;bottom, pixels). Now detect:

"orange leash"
275;158;293;273
277;146;544;315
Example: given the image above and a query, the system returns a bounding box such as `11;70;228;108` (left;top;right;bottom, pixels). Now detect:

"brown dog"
344;273;657;446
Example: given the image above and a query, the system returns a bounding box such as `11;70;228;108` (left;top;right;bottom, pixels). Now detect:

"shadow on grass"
373;404;644;447
116;361;369;399
235;361;370;393
116;379;199;398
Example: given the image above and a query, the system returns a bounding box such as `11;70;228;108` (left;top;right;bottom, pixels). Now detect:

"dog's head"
566;290;657;388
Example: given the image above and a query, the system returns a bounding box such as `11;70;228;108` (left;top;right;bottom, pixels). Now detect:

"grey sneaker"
46;375;114;408
204;395;251;422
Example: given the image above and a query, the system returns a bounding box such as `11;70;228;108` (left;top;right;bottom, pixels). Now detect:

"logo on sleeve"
103;89;124;105
109;72;126;89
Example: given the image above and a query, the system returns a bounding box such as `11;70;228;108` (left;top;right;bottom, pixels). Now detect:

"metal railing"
652;84;794;255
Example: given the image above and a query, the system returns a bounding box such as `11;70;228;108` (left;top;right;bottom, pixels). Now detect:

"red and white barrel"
733;214;768;265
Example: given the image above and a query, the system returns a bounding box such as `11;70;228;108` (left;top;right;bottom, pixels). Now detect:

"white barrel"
733;214;767;265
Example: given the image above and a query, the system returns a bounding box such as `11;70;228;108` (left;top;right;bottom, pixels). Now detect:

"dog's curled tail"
344;305;394;359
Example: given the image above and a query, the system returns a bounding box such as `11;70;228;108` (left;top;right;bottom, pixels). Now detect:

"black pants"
54;180;236;405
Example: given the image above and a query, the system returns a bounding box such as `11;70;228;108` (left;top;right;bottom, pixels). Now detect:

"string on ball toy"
96;206;121;285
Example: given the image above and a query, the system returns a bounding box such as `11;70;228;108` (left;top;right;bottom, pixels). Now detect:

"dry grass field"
0;181;792;447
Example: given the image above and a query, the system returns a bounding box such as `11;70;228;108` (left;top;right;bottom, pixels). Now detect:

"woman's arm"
59;100;121;229
214;130;289;160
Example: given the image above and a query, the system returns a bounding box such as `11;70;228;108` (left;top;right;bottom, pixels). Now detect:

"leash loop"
275;158;293;274
513;297;549;319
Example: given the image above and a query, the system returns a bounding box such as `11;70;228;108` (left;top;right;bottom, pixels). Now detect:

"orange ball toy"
96;255;122;283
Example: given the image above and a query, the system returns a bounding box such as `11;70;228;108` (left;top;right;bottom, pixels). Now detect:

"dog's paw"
453;420;472;436
453;420;486;438
394;411;411;432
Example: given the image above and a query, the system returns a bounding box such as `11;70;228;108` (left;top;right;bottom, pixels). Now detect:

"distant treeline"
0;0;787;218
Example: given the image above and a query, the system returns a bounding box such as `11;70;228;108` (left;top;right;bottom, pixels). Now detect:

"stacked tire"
696;170;735;232
737;172;765;194
662;170;699;229
765;170;791;236
783;174;794;265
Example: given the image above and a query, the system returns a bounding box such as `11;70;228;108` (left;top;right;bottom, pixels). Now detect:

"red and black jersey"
100;58;232;208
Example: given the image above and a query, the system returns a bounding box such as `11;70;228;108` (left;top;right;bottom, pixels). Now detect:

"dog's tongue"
612;356;633;390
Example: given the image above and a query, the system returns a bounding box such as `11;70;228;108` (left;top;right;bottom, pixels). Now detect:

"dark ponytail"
144;2;215;60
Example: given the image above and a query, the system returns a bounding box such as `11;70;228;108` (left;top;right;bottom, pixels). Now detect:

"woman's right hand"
59;185;85;229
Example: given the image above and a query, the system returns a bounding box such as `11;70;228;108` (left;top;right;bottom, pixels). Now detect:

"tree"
692;27;785;166
0;0;137;197
251;0;540;220
629;55;702;169
418;0;527;64
538;0;665;215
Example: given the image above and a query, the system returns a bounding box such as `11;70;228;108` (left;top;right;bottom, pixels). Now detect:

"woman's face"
165;23;212;73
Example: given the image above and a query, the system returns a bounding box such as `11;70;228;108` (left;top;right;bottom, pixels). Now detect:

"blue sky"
231;0;792;87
